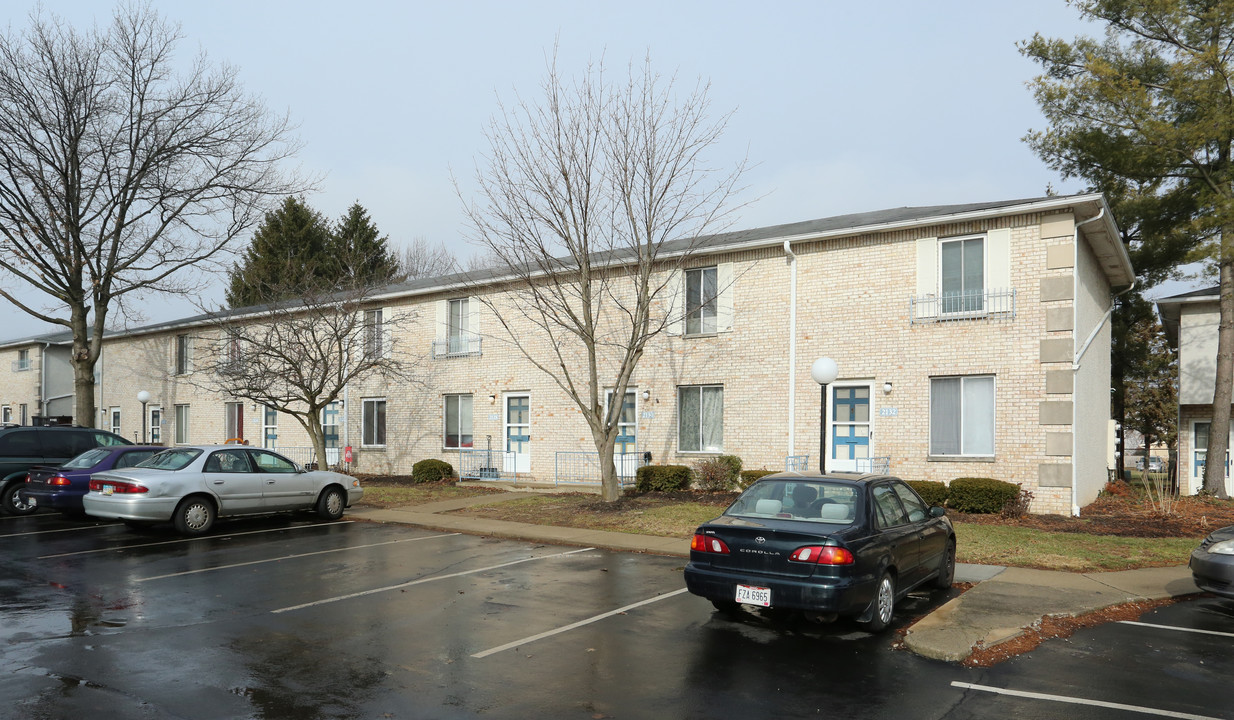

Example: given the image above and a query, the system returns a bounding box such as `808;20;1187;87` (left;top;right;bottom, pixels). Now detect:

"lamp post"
136;391;150;444
810;357;838;475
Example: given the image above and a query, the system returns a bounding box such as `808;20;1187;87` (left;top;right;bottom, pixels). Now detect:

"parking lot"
2;511;1233;719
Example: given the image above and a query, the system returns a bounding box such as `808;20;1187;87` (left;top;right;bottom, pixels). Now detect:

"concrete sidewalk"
348;494;1201;663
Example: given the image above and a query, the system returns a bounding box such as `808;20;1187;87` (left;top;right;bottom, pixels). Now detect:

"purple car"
23;446;164;516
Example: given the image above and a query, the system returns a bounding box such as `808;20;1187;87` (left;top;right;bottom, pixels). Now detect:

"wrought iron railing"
554;451;643;487
457;448;516;481
785;455;810;472
910;288;1016;324
856;456;891;474
432;334;483;358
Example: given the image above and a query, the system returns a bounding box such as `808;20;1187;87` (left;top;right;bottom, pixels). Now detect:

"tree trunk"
306;418;328;472
591;426;622;502
69;304;98;427
1205;254;1234;499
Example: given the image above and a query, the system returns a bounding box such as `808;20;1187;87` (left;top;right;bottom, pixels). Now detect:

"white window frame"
109;407;121;436
443;394;474;449
685;267;718;335
1;406;10;424
362;398;387;448
938;234;986;316
364;308;385;359
262;405;277;448
448;299;469;353
175;334;193;375
174;404;191;444
224;402;244;441
15;349;30;371
677;384;724;453
929;375;995;457
19;403;28;425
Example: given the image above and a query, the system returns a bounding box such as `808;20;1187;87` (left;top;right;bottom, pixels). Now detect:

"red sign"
343;446;353;463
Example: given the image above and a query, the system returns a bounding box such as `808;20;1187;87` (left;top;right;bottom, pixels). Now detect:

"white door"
829;383;873;473
606;389;638;478
504;393;530;474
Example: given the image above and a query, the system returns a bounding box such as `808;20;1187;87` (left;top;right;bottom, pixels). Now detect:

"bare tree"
198;260;420;470
0;5;305;426
395;236;457;281
459;54;747;501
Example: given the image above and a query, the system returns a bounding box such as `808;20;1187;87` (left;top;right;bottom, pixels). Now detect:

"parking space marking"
271;547;596;614
136;533;461;581
0;523;122;539
1119;621;1234;639
38;521;354;559
951;682;1224;720
471;587;689;659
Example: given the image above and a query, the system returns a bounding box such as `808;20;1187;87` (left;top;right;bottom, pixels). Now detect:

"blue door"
831;385;871;472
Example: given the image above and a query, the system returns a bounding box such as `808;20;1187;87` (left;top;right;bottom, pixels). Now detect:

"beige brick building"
0;194;1133;514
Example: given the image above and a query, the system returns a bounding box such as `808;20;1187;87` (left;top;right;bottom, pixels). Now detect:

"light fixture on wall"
641;390;650;401
488;394;496;403
883;381;893;394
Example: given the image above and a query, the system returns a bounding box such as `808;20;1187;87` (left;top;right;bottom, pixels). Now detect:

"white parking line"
471;587;689;659
951;682;1224;720
38;521;353;559
0;523;121;539
1119;620;1234;639
136;533;461;581
271;547;595;614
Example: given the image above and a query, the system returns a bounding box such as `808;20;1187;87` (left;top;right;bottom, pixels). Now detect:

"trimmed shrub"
739;470;775;489
1001;484;1034;518
636;464;692;492
907;480;948;508
947;477;1020;514
694;459;734;492
412;459;455;484
716;455;743;484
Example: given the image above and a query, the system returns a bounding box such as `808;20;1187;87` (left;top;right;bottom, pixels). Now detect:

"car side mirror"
929;506;947;518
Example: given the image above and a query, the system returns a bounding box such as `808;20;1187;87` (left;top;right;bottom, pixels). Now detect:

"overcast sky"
0;1;1187;342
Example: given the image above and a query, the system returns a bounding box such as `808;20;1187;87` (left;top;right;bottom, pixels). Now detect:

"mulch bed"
951;493;1234;538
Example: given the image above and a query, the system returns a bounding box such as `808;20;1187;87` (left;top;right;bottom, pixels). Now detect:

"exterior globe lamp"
810;357;838;475
136;390;151;443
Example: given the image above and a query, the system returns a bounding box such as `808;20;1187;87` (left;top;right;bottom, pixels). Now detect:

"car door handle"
212;480;224;485
266;479;276;485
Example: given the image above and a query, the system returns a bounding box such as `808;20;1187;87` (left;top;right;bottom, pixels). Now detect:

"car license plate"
101;485;114;496
735;584;771;607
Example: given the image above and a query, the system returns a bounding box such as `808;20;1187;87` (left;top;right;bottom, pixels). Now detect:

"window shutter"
435;300;447;340
468;296;481;337
665;270;684;335
986;228;1011;292
382;306;393;358
915;237;938;319
187;337;194;373
716;263;734;333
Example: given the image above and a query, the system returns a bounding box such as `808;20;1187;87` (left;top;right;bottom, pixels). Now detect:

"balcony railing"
10;359;31;372
432;334;483;359
910;288;1016;324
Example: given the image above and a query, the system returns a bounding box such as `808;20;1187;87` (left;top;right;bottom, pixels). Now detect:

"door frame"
503;392;530;474
827;381;874;473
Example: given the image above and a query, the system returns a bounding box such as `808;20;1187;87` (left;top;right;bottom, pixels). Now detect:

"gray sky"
2;1;1173;341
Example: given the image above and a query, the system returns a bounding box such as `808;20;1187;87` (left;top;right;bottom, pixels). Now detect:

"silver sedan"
83;445;363;535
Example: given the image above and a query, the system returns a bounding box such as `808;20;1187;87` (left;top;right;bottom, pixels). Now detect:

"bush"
947;477;1020;514
907;480;948;508
411;458;455;484
694;459;735;492
635;464;692;492
1001;484;1034;518
1101;480;1133;498
739;470;776;490
716;455;742;483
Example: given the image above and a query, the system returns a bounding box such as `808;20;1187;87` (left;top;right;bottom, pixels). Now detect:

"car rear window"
62;448;112;469
725;480;860;525
136;448;201;470
115;450;159;469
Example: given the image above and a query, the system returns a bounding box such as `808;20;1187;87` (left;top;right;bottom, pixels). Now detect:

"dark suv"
0;425;132;514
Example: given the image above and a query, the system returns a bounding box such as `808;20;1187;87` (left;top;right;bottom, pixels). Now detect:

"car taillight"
88;479;149;494
691;534;731;554
789;546;854;565
49;475;71;487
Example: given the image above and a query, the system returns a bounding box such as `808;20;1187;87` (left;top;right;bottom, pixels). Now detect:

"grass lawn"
354;482;505;509
442;491;1206;573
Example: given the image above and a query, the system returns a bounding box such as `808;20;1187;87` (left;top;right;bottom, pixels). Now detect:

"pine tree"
226;196;333;307
331;202;400;287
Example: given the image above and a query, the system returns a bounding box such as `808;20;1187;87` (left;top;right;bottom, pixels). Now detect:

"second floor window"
449;299;469;353
175;335;192;375
940;236;984;315
16;349;30;371
685;267;718;335
364;309;385;359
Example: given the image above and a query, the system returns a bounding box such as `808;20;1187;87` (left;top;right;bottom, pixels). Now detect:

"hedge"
739;470;776;489
947;477;1019;514
635;465;692;492
411;458;455;484
906;480;948;508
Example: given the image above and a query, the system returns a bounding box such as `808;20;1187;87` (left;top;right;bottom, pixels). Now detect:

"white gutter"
40;342;50;418
784;240;798;458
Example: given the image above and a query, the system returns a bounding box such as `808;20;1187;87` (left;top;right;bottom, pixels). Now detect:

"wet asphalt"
1;511;1232;719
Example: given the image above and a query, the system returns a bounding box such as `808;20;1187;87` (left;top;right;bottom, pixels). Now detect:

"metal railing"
10;359;31;372
554;451;643;487
856;456;891;474
785;455;810;472
910;288;1016;324
432;334;483;359
457;447;517;482
271;446;317;468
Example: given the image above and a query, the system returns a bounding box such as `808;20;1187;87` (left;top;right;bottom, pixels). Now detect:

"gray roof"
1;193;1131;348
1156;285;1219;347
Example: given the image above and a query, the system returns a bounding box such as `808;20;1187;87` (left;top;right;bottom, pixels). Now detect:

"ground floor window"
110;407;121;436
678;384;723;453
175;404;190;444
149;407;162;445
1192;422;1230;479
1;406;9;424
224;402;244;441
929;375;994;456
363;398;387;447
444;394;473;448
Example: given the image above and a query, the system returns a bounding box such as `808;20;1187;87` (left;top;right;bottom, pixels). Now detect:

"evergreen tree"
226;196;333;307
331;202;400;286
